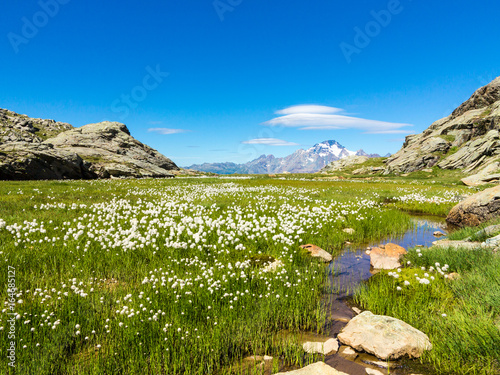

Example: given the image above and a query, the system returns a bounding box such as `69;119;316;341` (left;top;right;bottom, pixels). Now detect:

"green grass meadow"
0;176;497;374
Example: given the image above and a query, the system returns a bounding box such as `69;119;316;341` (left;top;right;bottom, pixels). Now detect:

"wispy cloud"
364;130;415;134
148;128;191;135
264;105;413;133
241;138;299;146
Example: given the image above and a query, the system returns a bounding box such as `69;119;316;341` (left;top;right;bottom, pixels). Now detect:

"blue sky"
1;0;499;166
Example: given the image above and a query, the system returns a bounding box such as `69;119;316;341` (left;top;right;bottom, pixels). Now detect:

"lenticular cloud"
264;105;413;134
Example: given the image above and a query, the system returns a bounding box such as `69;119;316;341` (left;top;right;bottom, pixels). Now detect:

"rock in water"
300;244;333;262
302;338;339;355
446;185;500;227
369;243;406;269
274;362;349;375
337;311;432;360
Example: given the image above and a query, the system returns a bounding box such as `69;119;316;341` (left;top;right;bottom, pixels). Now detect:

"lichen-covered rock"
0;109;179;180
385;77;500;175
320;155;369;172
446;185;500;227
337;311;432;360
461;162;500;186
0;142;95;180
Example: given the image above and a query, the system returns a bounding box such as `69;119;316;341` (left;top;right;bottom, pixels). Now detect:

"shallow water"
330;215;447;295
323;216;448;375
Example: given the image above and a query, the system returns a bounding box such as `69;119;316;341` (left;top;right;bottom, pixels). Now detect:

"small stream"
323;215;448;375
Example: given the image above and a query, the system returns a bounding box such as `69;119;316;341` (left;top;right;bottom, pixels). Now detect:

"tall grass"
355;246;500;374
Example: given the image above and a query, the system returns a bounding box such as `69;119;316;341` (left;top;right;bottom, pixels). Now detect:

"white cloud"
241;138;299;146
276;105;344;115
364;130;416;134
148;128;191;135
265;105;413;133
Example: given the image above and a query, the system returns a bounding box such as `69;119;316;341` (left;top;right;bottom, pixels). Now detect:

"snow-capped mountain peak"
306;140;355;158
187;140;382;174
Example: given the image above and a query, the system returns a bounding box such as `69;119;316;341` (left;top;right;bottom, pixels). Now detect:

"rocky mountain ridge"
188;140;382;174
0;108;179;180
384;76;500;181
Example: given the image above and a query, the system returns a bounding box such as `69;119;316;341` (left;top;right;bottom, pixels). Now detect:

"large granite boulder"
275;362;348;375
446;185;500;227
337;311;432;360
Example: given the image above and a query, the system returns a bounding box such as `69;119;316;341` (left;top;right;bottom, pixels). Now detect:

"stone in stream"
446;185;500;227
274;361;349;375
300;244;332;262
337;311;432;360
302;338;339;355
338;346;358;361
433;231;445;237
369;243;406;270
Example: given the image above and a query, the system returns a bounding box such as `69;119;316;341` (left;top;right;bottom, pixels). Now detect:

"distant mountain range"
186;140;385;174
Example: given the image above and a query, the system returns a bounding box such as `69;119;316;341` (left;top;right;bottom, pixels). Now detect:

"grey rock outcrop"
446;185;500;227
47;121;178;178
0;109;179;180
337;311;432;360
320;155;369;173
461;162;500;186
385;77;500;175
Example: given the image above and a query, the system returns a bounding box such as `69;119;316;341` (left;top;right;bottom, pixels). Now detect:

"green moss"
446;146;459;156
438;134;456;142
481;107;493;118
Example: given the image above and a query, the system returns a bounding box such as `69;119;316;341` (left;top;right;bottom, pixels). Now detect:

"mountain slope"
188;140;381;174
384;76;500;176
0;108;179;180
